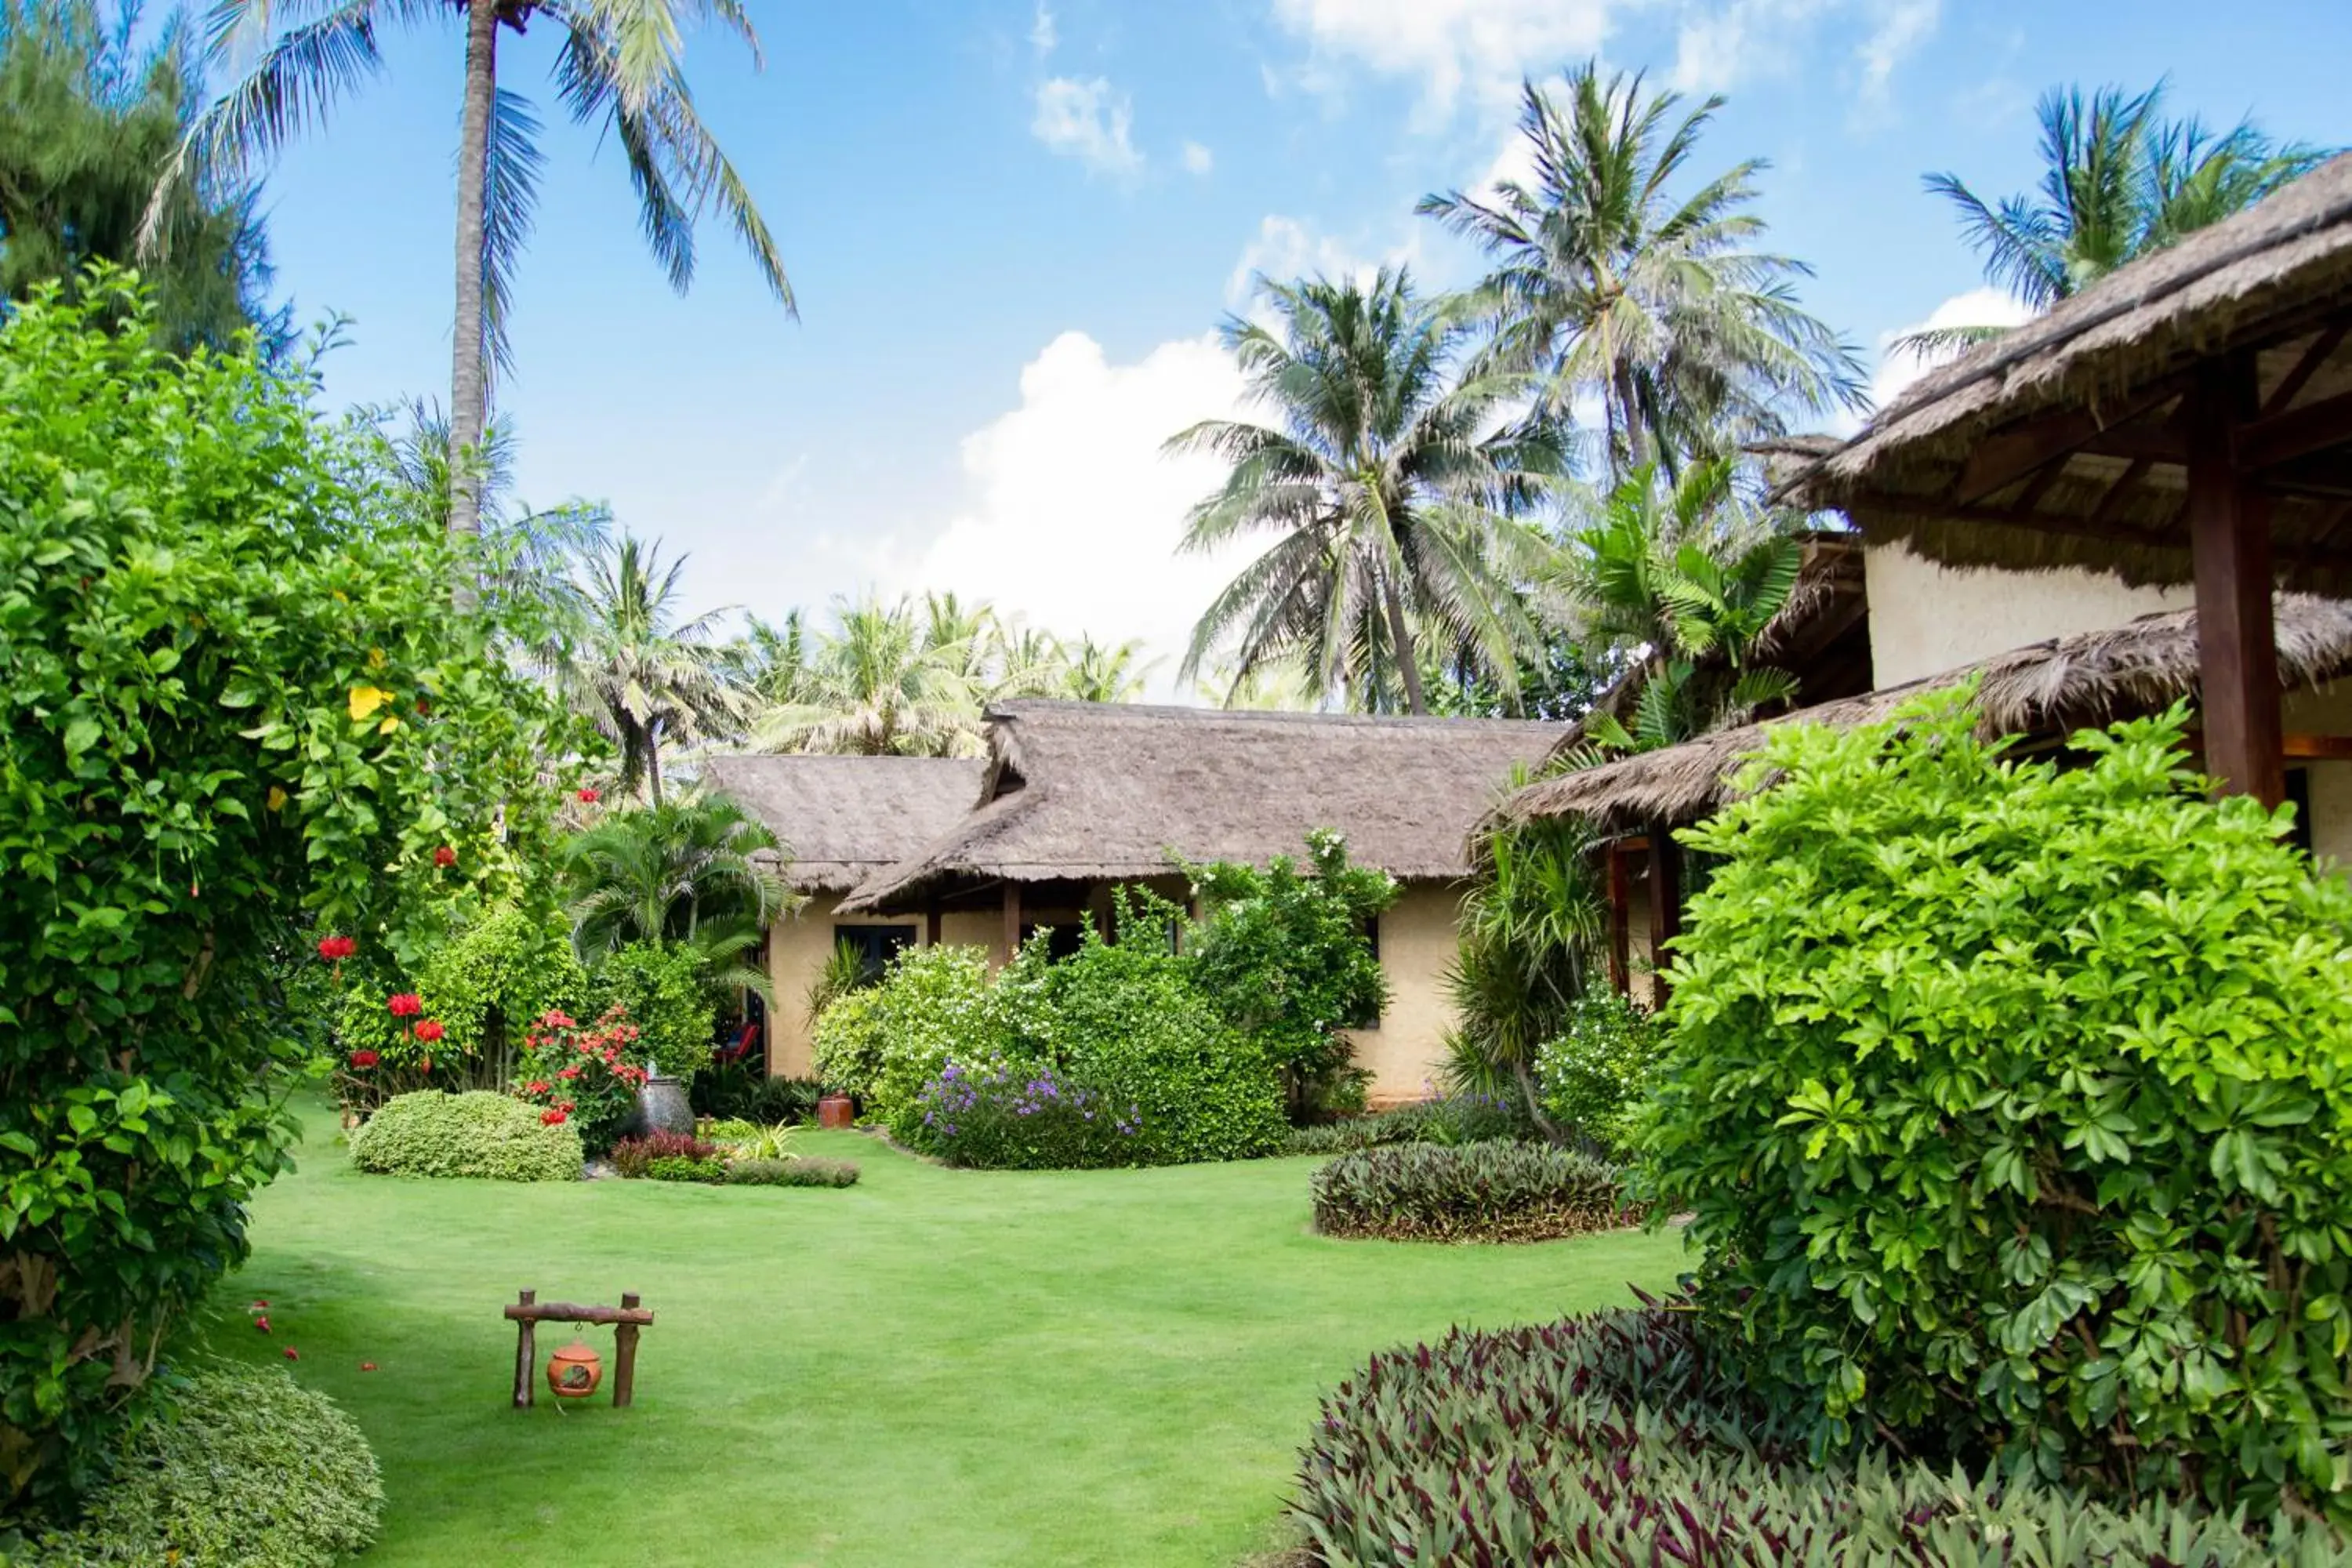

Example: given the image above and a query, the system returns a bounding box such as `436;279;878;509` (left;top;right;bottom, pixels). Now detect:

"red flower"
543;1011;575;1029
432;844;457;869
255;1316;270;1334
557;1065;581;1080
541;1109;568;1126
361;1362;379;1373
387;993;422;1018
419;1057;432;1074
525;1080;551;1096
557;1100;575;1114
413;1019;446;1044
316;935;356;961
283;1346;299;1361
250;1300;268;1310
348;1050;380;1069
577;787;600;804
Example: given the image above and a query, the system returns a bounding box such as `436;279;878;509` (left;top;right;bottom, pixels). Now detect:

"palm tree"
750;593;983;757
563;791;798;1000
560;534;741;803
154;0;793;544
1421;63;1863;479
1061;636;1151;702
1904;82;2326;358
1170;267;1560;716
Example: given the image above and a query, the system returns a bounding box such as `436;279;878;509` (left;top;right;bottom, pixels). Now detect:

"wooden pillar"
1000;880;1022;966
1646;829;1682;1008
511;1289;536;1410
2187;361;2285;808
924;906;942;947
612;1292;641;1409
1606;845;1632;997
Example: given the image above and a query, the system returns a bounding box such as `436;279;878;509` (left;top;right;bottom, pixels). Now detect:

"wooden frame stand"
504;1288;654;1409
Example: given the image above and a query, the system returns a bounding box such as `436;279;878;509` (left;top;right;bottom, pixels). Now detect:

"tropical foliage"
563;791;795;979
1171;268;1561;713
1309;1139;1633;1243
1422;63;1864;478
557;534;740;804
0;278;572;1513
1654;689;2352;1527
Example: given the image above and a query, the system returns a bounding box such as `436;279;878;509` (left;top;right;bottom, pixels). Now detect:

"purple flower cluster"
906;1059;1142;1169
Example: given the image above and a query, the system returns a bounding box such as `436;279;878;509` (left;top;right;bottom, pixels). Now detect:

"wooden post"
1000;880;1022;967
1646;829;1682;1009
1606;845;1632;997
2187;359;2285;808
925;906;942;947
612;1292;641;1409
512;1289;536;1410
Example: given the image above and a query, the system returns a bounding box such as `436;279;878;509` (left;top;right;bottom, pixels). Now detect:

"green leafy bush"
726;1156;859;1189
26;1363;383;1567
901;1061;1145;1170
811;944;1004;1120
608;1131;721;1178
642;1155;728;1184
416;904;586;1070
1534;992;1661;1158
0;277;575;1509
995;918;1288;1165
702;1120;796;1160
1185;829;1396;1121
511;1005;651;1153
746;1076;826;1125
1282;1106;1435;1156
349;1091;583;1182
590;941;714;1083
1653;689;2352;1526
1310;1139;1633;1242
1279;1095;1537;1156
1292;1305;2343;1567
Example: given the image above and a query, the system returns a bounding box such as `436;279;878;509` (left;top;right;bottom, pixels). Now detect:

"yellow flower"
347;686;389;722
378;715;401;734
368;648;387;670
266;786;288;811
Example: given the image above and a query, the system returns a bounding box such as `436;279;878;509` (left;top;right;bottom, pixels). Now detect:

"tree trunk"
646;722;665;808
1381;579;1428;716
448;0;500;559
1612;358;1647;480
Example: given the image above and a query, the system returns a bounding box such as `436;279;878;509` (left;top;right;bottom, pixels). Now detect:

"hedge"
1309;1139;1634;1242
348;1091;583;1181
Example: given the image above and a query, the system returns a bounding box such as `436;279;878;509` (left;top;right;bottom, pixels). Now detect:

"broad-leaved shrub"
811;944;1003;1120
1652;688;2352;1526
349;1091;583;1182
1534;993;1661;1159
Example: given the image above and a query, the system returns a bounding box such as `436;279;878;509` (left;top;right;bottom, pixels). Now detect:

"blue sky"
250;0;2352;692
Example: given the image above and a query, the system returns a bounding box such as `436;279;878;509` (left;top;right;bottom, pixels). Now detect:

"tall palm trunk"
1381;578;1429;715
1612;359;1647;480
448;0;500;557
646;721;665;808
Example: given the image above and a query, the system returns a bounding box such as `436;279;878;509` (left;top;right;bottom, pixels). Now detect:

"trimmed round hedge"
1310;1139;1635;1242
349;1090;583;1181
27;1364;382;1566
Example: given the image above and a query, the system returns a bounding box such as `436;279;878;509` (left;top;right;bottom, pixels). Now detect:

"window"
1019;922;1086;962
1349;914;1382;1030
833;924;916;985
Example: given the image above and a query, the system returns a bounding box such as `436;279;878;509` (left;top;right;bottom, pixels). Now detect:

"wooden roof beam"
1951;381;2184;506
2261;324;2348;419
2238;387;2352;471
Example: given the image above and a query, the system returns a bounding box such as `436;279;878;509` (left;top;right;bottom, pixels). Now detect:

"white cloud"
1181;140;1215;176
1857;0;1939;102
1671;0;1940;97
1029;2;1057;56
1266;0;1620;119
1225;213;1425;305
1870;286;2034;410
898;332;1256;699
1032;76;1145;176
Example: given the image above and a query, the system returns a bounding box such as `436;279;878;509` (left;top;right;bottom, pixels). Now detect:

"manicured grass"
198;1100;1685;1566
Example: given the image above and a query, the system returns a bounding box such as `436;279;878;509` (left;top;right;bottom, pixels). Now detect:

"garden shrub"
349;1091;583;1182
1185;829;1396;1121
1534;992;1661;1159
510;1006;652;1153
901;1061;1145;1170
590;941;713;1083
1291;1305;2343;1568
811;944;1003;1120
1281;1105;1436;1156
746;1076;825;1125
996;918;1288;1165
0;277;574;1509
416;904;586;1069
702;1120;796;1160
641;1155;728;1184
726;1156;860;1189
1309;1140;1634;1242
1652;688;2352;1526
608;1131;722;1178
24;1364;383;1568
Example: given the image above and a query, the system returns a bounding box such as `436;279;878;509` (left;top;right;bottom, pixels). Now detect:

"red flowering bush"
431;845;456;869
511;1005;648;1152
316;935;356;962
386;993;422;1018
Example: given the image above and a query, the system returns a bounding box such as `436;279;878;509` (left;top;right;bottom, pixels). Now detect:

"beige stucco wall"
764;892;924;1080
2283;681;2352;869
1864;543;2194;689
1347;880;1464;1109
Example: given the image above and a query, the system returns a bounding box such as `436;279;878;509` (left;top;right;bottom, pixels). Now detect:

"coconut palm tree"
1062;636;1151;702
1421;63;1864;479
1903;82;2326;358
560;534;741;803
1171;267;1560;716
750;592;983;757
563;790;797;1000
154;0;793;544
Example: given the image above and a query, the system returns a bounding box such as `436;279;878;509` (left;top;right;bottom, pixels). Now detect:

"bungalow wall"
1345;880;1463;1109
1864;543;2194;688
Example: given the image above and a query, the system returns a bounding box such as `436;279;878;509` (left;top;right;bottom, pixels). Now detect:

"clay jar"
817;1093;855;1130
546;1339;604;1399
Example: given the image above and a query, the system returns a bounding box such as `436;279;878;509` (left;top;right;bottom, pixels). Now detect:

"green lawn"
199;1100;1686;1566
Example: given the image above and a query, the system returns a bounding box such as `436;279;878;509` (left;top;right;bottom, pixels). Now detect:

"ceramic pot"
817;1093;855;1130
625;1075;695;1139
546;1339;603;1399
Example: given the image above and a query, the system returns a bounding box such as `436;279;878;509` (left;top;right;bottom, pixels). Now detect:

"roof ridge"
985;699;1569;731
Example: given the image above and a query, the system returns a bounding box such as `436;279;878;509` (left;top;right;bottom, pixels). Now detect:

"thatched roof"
1504;594;2352;836
1778;154;2352;593
699;755;986;892
838;701;1570;912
